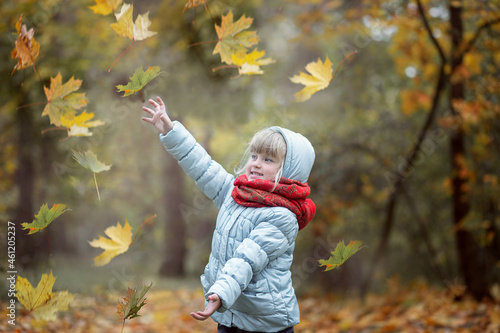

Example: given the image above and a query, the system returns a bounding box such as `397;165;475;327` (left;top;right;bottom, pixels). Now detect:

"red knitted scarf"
231;175;316;231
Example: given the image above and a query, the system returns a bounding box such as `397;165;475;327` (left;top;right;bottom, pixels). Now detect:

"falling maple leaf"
290;56;333;102
290;51;356;102
42;73;88;126
116;66;161;100
89;0;123;15
16;271;74;321
231;49;275;76
11;14;40;75
108;3;157;71
59;111;106;138
182;0;207;13
111;3;157;41
21;203;69;235
89;215;156;267
213;10;259;65
318;240;365;271
89;220;132;266
72;149;111;201
116;283;153;332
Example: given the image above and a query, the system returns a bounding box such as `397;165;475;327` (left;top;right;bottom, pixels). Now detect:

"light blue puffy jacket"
160;121;315;332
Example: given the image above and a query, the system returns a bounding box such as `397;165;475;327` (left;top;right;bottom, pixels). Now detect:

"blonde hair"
235;128;287;186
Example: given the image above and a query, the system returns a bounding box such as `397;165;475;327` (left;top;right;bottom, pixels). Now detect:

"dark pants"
217;324;294;333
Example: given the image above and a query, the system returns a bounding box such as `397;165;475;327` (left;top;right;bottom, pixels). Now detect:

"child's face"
245;152;281;181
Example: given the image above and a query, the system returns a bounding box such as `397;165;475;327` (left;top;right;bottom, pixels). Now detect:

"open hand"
190;294;221;321
141;96;173;134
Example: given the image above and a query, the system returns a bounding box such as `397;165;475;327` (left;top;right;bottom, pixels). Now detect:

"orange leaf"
42;73;88;126
116;283;152;322
400;90;432;116
213;10;259;65
183;0;206;13
11;15;40;75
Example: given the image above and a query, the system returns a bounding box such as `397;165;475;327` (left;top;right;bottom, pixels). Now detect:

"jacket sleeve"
159;121;234;209
207;208;299;311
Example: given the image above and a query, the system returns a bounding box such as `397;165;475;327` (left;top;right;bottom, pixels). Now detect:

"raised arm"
141;96;173;134
141;96;234;208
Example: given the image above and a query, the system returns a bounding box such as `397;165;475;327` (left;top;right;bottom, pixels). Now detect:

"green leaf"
116;66;161;97
116;283;153;322
72;149;111;173
72;149;111;201
21;203;69;235
318;240;365;271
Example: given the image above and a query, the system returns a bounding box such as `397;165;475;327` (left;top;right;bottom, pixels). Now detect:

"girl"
142;97;316;333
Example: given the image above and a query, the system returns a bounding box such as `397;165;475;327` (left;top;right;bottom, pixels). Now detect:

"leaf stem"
188;39;218;48
41;126;68;134
330;50;357;83
130;214;157;246
212;64;238;72
17;102;46;110
94;173;101;202
108;39;136;73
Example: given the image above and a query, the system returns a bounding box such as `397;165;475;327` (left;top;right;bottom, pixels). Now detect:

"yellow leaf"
67;125;92;137
16;271;74;321
232;49;275;66
239;63;264;75
111;3;157;41
60;111;105;138
232;49;275;76
89;220;132;266
89;0;123;15
290;56;333;102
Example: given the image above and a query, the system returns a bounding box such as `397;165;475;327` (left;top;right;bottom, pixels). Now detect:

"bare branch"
458;17;500;60
415;0;447;64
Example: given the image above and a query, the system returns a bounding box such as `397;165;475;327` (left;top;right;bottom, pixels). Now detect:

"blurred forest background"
1;0;500;331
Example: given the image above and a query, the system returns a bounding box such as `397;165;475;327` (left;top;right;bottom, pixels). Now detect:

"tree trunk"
159;153;186;276
359;0;448;298
14;102;47;267
449;2;490;300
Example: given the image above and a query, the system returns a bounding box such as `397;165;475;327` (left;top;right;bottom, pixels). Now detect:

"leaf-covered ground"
2;279;499;332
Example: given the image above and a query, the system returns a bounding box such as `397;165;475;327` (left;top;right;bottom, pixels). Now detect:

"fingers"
142;106;155;116
190;311;209;321
149;97;165;111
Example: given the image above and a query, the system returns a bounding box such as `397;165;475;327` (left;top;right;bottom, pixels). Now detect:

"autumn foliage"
4;0;500;330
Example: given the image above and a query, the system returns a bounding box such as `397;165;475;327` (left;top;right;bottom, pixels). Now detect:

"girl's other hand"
190;293;221;321
141;96;174;134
